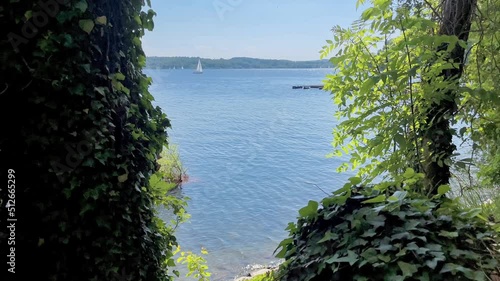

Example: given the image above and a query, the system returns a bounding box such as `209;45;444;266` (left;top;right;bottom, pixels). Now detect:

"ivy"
0;0;177;280
276;183;499;281
276;0;500;280
319;0;480;194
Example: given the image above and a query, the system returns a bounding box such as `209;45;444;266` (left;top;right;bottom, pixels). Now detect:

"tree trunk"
0;1;172;280
423;0;476;194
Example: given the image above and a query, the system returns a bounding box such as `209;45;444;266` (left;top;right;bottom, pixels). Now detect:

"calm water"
146;69;354;280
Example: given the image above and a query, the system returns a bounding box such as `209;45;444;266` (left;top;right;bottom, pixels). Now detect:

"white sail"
194;59;203;74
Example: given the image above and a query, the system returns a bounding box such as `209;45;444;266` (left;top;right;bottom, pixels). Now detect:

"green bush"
276;185;500;281
158;144;187;185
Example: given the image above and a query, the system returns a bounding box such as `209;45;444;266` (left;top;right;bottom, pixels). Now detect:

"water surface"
146;69;354;280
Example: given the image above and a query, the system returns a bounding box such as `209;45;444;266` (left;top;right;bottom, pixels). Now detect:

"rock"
234;277;252;281
234;264;279;280
250;268;272;277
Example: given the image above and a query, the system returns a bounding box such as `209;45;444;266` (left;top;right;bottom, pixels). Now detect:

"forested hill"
146;56;332;69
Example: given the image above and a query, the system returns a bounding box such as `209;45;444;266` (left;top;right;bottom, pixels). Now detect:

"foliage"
158;144;187;186
247;271;278;281
276;0;500;280
320;0;481;193
450;176;500;222
174;246;211;281
0;0;178;280
146;56;331;69
276;181;500;281
463;0;500;187
483;195;500;222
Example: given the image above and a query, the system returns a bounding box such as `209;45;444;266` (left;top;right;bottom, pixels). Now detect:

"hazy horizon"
146;55;329;61
142;1;364;61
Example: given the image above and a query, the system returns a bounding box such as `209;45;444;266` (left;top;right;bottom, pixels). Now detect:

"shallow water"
146;69;354;280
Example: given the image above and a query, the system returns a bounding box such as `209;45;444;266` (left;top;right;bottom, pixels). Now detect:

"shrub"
158;144;188;185
276;185;500;281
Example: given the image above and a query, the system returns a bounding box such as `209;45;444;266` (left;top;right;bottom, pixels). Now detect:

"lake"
145;69;354;281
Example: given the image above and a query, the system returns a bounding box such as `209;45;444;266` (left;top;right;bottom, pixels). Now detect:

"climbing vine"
0;0;177;280
321;0;477;193
276;0;500;280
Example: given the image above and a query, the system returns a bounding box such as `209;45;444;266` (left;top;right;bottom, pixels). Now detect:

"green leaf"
79;19;95;34
377;254;391;262
398;261;418;277
318;231;338;243
349;176;362;185
24;10;32;20
298;200;319;218
94;87;106;96
388;191;407;202
360;77;377;94
95;16;107;25
118;173;128;183
362;195;386;204
460;208;482;219
75;0;88;12
277;238;293;248
326;250;359;265
403;168;415;179
114;72;126;81
438;230;458;238
376;243;394;254
81;64;91;73
437;184;450;195
425;258;439;270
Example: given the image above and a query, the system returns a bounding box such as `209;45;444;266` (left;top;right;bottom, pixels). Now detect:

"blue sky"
142;0;364;60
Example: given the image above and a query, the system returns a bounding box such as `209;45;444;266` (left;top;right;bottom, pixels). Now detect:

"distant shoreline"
143;67;333;70
146;56;332;70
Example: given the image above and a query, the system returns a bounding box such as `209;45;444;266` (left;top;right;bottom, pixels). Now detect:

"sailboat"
193;59;203;74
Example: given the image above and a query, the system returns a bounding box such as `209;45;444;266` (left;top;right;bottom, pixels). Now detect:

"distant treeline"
146;56;332;69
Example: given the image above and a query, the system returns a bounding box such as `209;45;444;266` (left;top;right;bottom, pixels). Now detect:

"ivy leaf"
362;195;386;204
94;87;106;96
326;250;359;265
437;185;450;195
79;19;95;34
318;231;338;243
388;191;407;202
377;254;391;262
376;243;394;254
95;16;107;25
118;173;128;183
114;72;126;81
298;200;319;218
398;261;418;277
24;10;32;20
81;64;91;73
75;0;88;13
439;230;458;238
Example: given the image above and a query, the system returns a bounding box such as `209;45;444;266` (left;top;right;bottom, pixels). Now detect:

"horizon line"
146;56;328;62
